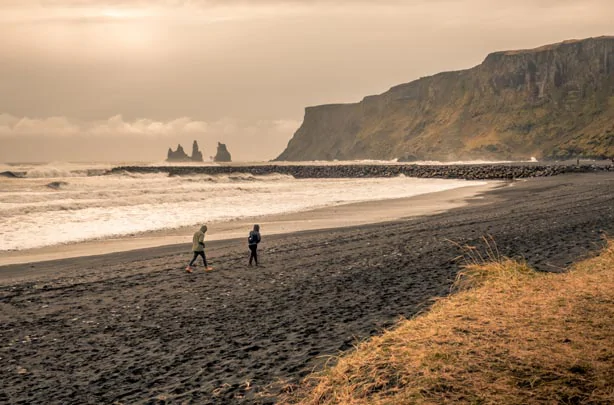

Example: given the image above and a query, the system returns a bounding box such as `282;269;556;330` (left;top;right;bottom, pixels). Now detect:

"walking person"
186;225;213;273
248;224;261;266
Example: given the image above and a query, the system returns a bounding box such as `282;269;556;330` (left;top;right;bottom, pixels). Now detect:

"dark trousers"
190;251;207;267
248;245;258;265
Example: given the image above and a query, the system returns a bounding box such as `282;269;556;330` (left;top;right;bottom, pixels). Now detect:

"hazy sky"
1;0;613;162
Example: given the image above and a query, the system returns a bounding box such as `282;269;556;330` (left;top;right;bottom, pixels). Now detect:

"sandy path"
1;173;613;404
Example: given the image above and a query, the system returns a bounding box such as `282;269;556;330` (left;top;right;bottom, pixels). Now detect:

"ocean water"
0;161;487;252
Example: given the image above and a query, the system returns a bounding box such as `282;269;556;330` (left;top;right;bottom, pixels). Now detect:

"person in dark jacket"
248;224;261;266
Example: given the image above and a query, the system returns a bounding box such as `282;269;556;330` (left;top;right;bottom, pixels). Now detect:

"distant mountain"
276;36;614;161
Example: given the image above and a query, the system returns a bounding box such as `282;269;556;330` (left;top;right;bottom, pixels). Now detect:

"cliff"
276;36;614;161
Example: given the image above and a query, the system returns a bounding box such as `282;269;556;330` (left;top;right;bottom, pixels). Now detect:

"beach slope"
1;173;613;404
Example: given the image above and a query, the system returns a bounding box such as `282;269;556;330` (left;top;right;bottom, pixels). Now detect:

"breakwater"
107;163;614;180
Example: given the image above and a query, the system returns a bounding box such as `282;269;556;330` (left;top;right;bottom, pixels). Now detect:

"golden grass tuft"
451;236;536;291
281;239;614;404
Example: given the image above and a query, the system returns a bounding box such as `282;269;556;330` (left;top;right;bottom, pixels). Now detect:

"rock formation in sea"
276;36;614;162
191;140;203;162
167;141;204;162
214;142;232;162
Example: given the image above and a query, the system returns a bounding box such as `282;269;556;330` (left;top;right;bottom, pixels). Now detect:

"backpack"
248;232;256;244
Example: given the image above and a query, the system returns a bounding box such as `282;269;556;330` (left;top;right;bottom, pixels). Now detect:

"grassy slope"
281;240;614;404
372;85;614;161
280;39;614;161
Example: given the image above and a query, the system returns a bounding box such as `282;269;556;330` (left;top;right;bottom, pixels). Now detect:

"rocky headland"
276;36;614;162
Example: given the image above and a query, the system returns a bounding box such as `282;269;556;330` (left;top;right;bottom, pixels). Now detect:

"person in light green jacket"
186;225;213;272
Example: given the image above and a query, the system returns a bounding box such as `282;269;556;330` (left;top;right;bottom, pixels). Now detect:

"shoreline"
1;173;614;404
0;182;500;267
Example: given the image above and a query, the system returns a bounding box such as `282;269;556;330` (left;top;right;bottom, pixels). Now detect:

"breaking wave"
0;163;487;251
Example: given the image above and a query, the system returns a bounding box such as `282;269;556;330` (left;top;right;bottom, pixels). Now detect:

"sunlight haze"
1;0;613;162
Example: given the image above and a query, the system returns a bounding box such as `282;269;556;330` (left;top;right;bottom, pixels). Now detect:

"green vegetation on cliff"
277;36;614;161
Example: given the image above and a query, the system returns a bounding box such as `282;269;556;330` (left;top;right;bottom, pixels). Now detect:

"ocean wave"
0;185;254;215
0;174;487;251
0;170;24;178
109;170;295;183
46;181;69;190
0;162;116;178
24;167;92;178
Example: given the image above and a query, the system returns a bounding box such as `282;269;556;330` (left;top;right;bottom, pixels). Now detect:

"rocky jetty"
214;142;232;162
276;36;614;162
108;162;613;180
167;141;204;162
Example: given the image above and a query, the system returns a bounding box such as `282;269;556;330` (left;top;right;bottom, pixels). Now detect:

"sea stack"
166;141;204;162
214;142;232;162
191;141;203;162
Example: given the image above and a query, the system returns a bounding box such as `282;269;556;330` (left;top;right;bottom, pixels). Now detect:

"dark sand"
1;173;613;404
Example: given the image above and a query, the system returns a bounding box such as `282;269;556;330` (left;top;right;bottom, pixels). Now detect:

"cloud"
0;114;80;136
4;0;608;8
2;0;612;27
1;0;612;162
87;115;210;136
3;0;611;24
7;0;393;5
0;113;207;137
0;113;300;161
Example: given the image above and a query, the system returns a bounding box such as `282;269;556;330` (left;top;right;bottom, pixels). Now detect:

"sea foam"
0;162;486;251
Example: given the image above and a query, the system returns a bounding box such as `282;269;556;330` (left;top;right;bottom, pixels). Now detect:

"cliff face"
276;36;614;161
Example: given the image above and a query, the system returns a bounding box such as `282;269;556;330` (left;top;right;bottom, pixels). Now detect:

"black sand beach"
1;173;614;404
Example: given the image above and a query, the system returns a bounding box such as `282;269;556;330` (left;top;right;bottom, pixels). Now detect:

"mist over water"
0;161;487;251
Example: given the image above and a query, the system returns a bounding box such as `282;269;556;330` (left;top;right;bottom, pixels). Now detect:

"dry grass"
280;239;614;404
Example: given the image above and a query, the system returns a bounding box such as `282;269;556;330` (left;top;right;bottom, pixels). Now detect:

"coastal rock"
276;36;614;162
166;141;204;162
214;142;232;162
167;144;189;161
109;161;613;180
191;141;203;162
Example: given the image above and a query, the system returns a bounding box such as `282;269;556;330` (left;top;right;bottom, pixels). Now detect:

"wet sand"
1;173;613;404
